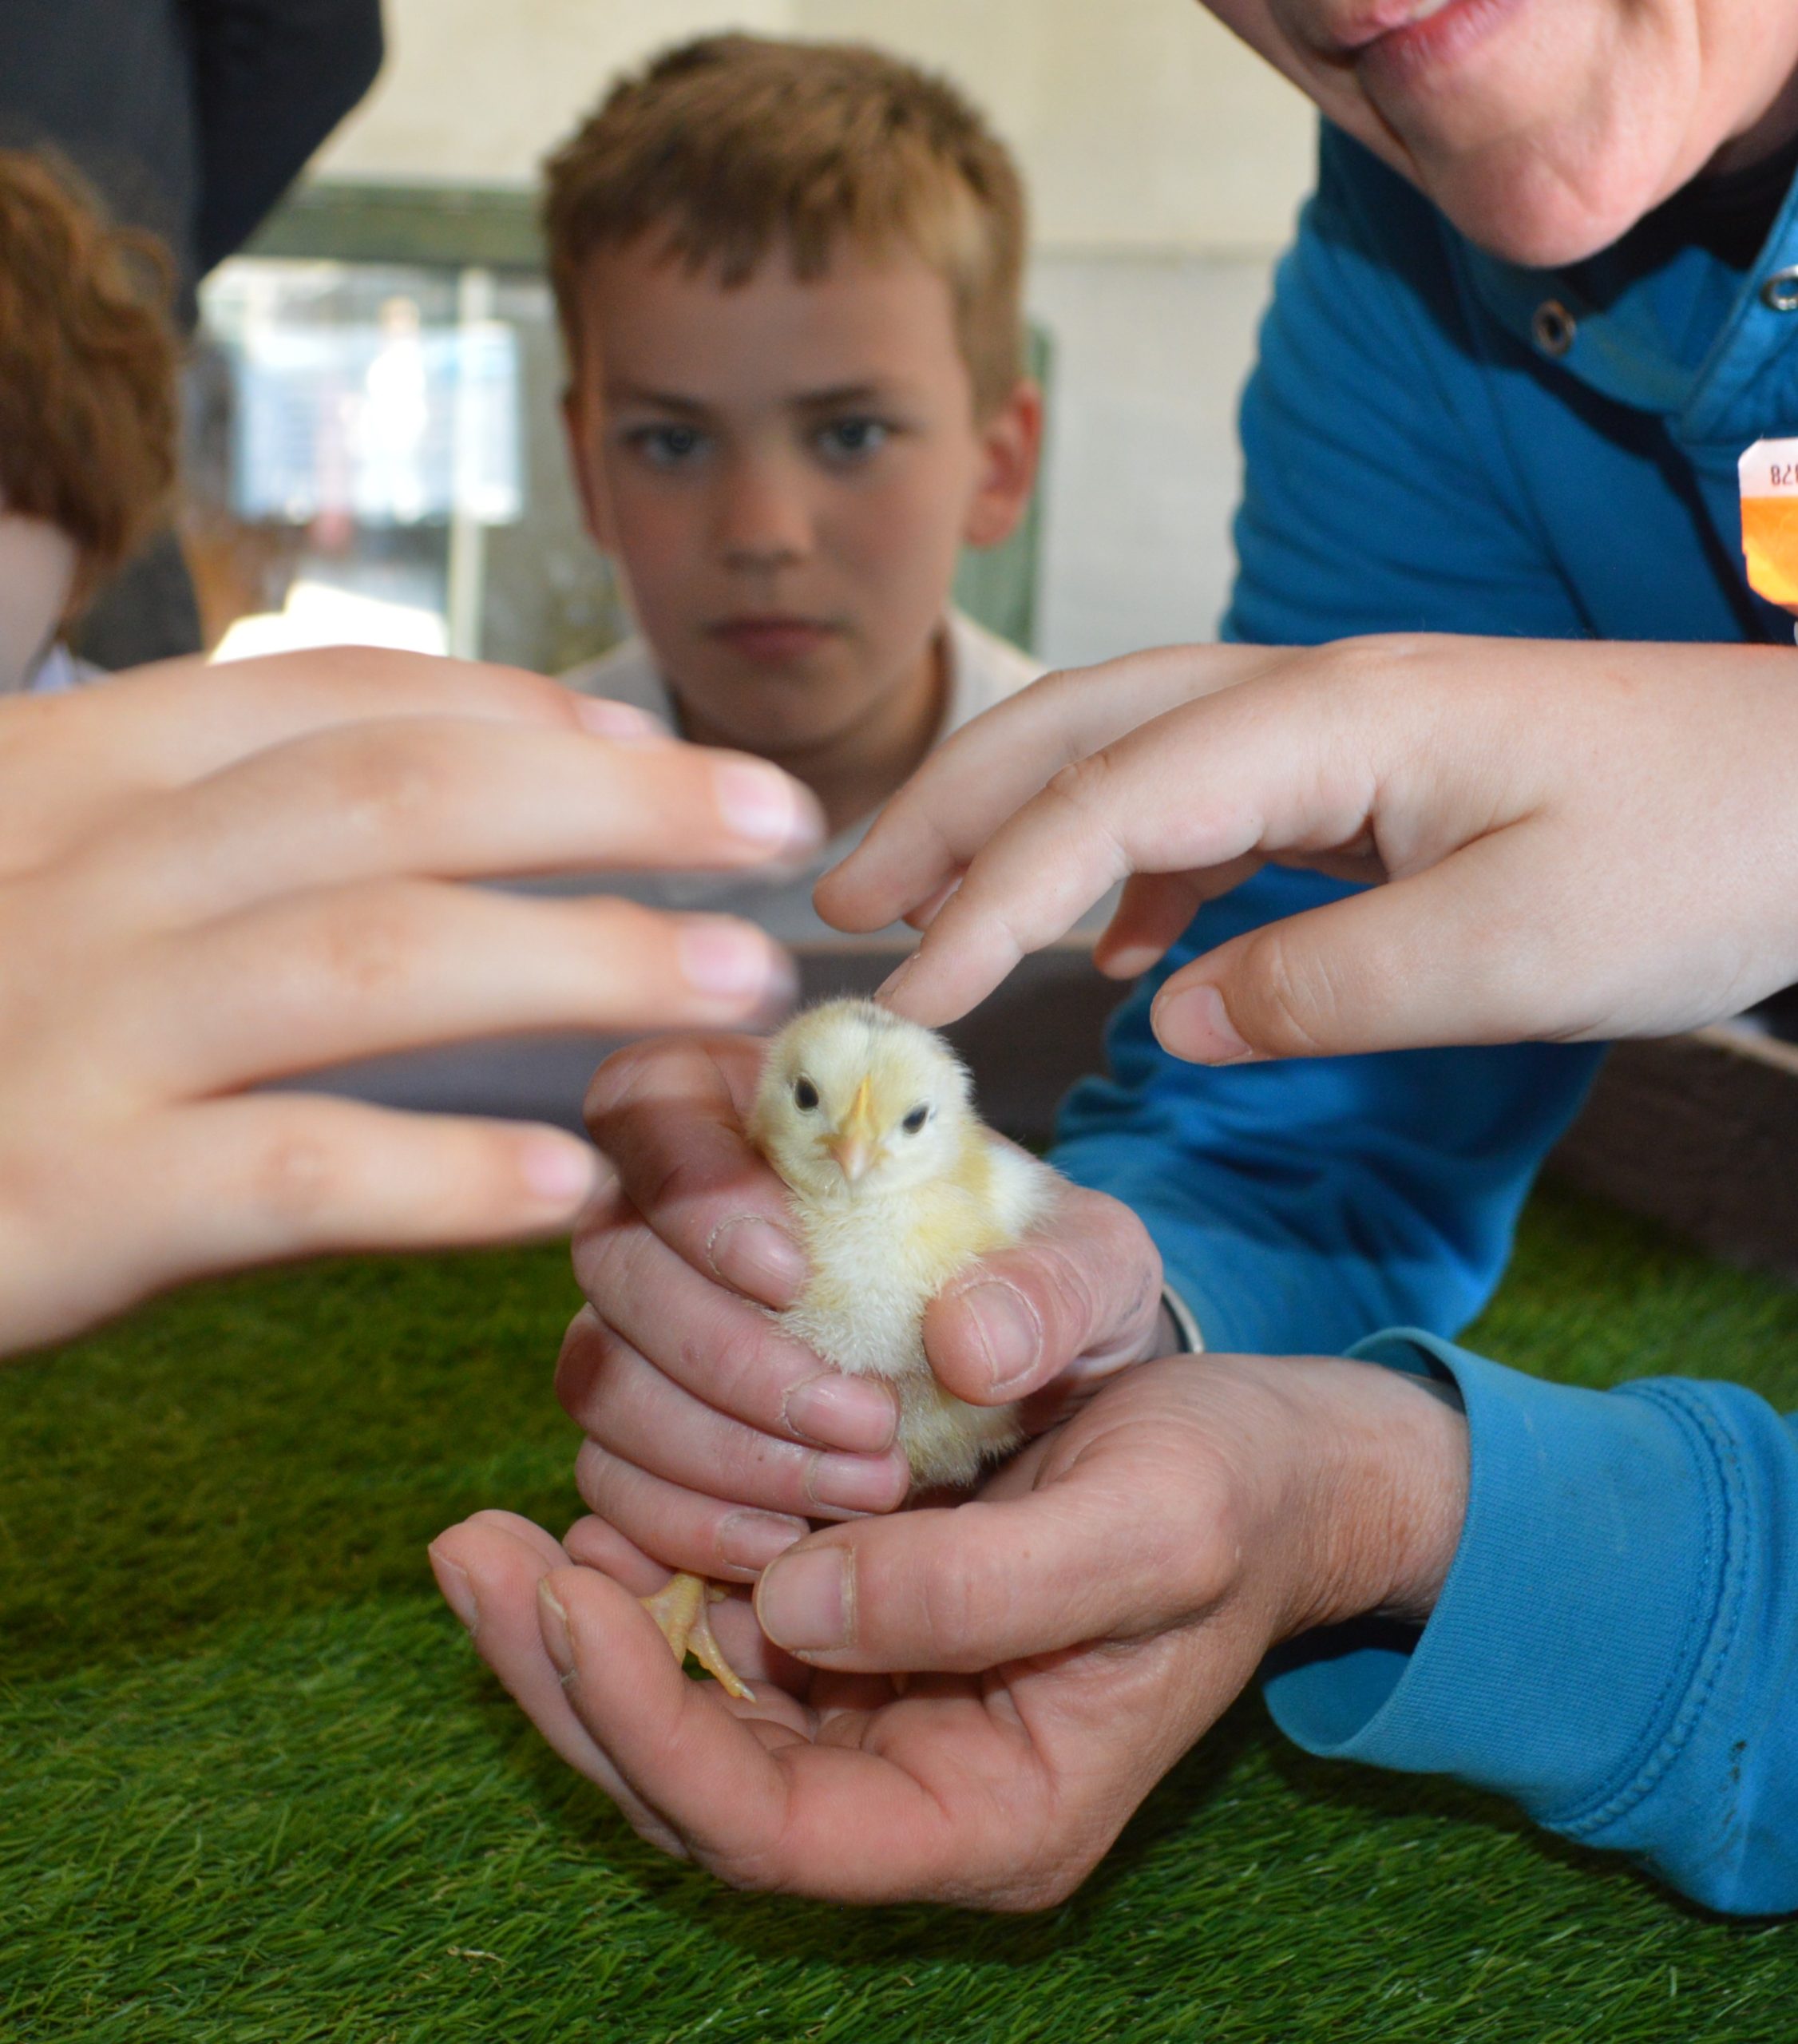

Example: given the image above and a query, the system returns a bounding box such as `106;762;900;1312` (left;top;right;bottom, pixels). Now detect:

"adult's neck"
1705;61;1798;178
683;628;949;841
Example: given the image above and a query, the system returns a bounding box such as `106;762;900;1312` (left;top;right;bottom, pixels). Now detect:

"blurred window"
188;184;1040;676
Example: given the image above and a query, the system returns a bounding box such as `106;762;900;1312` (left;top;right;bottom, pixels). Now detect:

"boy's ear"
961;378;1044;552
560;383;620;557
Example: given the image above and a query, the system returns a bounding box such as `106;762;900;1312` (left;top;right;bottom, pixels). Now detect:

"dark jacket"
0;0;384;313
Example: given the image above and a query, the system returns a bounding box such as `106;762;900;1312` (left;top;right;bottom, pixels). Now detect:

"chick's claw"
640;1571;756;1701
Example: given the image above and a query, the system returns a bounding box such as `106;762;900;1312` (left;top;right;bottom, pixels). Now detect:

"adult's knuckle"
1016;1234;1103;1352
1076;1185;1160;1285
695;1312;780;1412
636;1139;718;1219
911;1528;1004;1650
553;1305;608;1416
572;1438;630;1514
572;1333;641;1445
572;1210;657;1313
581;1041;651;1127
595;1115;743;1224
584;1034;716;1133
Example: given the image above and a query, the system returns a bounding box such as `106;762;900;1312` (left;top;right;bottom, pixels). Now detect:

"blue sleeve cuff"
1264;1331;1798;1914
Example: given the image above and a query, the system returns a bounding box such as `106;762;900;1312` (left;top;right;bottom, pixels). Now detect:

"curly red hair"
0;149;179;612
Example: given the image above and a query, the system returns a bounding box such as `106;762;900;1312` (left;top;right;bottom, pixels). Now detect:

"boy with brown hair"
0;149;180;696
543;34;1045;938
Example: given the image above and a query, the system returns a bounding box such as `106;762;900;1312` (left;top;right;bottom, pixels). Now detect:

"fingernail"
786;1372;897;1452
428;1547;479;1638
678;917;785;1000
876;953;915;1004
715;761;819;849
708;1214;808;1304
521;1135;600;1206
574;696;669;743
537;1582;576;1678
808;1450;905;1513
756;1546;853;1653
1152;983;1253;1064
719;1510;806;1573
959;1280;1041;1396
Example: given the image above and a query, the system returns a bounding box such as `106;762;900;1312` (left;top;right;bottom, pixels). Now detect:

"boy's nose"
714;456;813;570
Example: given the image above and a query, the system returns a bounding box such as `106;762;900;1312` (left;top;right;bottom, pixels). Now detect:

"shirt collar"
1460;156;1798;448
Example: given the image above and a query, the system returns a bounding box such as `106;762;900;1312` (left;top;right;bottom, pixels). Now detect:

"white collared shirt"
559;610;1047;942
17;643;103;695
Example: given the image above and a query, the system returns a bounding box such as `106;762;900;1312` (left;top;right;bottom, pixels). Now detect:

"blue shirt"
1051;122;1798;1912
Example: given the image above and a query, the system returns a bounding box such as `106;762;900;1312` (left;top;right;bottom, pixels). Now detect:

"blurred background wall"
288;0;1317;667
313;0;1313;254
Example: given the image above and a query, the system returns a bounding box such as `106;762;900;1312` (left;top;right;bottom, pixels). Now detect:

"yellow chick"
641;998;1059;1701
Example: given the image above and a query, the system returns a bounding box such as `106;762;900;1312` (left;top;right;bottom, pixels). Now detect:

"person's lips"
707;616;842;664
1325;0;1528;82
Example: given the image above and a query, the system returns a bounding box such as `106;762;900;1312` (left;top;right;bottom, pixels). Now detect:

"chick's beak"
824;1077;879;1185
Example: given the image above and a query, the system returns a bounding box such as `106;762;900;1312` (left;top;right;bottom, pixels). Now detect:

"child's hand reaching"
819;633;1798;1061
0;648;819;1357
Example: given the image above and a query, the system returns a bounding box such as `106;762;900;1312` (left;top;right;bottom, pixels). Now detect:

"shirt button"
1760;265;1798;313
1531;299;1576;355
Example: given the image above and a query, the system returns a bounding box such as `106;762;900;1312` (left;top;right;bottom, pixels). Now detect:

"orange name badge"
1738;437;1798;614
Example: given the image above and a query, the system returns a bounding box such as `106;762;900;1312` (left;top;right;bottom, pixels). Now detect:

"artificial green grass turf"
2;1183;1795;2042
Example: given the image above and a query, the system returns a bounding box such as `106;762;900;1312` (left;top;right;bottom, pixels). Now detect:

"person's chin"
1423;147;1667;266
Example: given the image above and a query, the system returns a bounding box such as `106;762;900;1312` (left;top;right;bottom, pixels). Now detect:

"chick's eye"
902;1105;929;1135
793;1078;819;1111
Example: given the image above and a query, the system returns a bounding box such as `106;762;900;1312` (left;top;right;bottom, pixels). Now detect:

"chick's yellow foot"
640;1571;754;1701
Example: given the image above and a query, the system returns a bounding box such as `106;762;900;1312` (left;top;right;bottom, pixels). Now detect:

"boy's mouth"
707;615;842;664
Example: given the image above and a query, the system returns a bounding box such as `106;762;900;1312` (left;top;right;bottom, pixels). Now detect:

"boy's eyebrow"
604;382;713;416
604;379;915;414
788;382;905;409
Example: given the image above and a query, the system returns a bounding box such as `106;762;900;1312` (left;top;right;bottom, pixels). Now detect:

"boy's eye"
817;417;889;463
628;423;708;469
901;1105;929;1135
794;1078;819;1111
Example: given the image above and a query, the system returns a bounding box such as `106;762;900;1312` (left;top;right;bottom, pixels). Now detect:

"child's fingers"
86;717;822;929
0;648;622;873
876;677;1380;1028
1092;869;1255;980
133;885;794;1094
135;1095;605;1274
1;1095;604;1353
816;644;1277;933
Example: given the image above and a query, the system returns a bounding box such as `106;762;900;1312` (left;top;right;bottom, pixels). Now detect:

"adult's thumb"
752;1480;1193;1673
